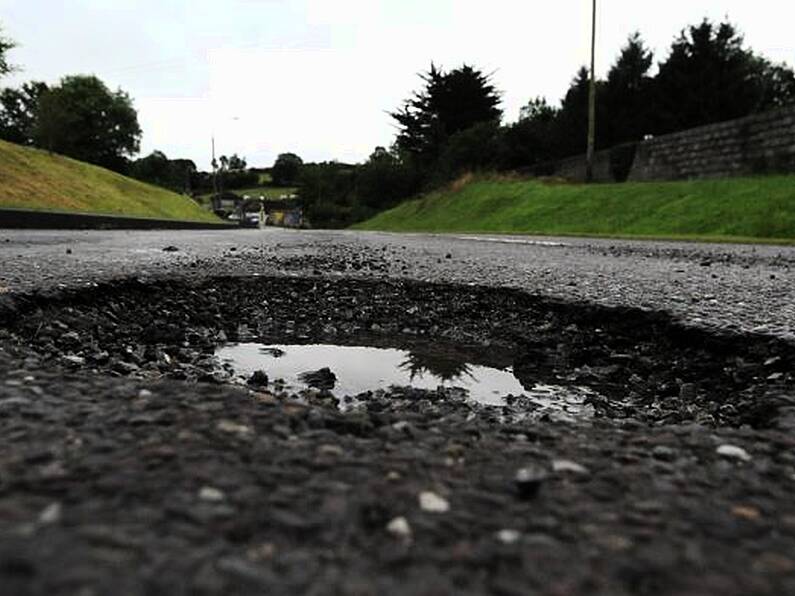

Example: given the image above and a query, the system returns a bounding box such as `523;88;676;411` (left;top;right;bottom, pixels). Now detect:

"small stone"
246;543;276;561
652;446;677;461
162;245;180;252
61;331;80;344
298;367;336;390
138;389;153;399
419;491;450;513
38;502;62;525
386;471;401;481
514;465;548;499
114;361;140;375
199;486;225;502
732;505;761;520
317;444;344;457
716;444;751;462
594;534;633;552
552;459;589;474
217;420;253;436
387;516;412;540
496;529;521;544
62;355;86;366
247;370;269;387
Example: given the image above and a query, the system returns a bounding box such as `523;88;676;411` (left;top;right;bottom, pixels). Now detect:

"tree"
554;66;608;157
753;59;795;110
355;147;420;212
297;162;357;228
391;64;502;169
33;75;141;172
603;33;654;145
653;20;795;134
0;25;15;79
226;153;247;171
130;151;197;193
130;150;170;187
504;98;562;169
271;152;303;186
0;81;48;145
435;121;507;181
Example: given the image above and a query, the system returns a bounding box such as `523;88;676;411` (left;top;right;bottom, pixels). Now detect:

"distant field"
0;140;221;223
196;185;297;204
354;174;795;243
234;185;297;198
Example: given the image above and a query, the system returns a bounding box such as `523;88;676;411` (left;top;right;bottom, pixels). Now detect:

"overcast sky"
1;0;794;170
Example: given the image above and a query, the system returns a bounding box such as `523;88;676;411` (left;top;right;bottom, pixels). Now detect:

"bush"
272;153;304;186
435;121;506;183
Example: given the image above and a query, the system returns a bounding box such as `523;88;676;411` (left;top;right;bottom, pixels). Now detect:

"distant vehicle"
240;213;260;228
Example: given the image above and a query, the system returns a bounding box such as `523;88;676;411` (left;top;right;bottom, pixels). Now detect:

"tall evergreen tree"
603;33;654;145
391;64;502;169
554;67;608;156
653;20;795;133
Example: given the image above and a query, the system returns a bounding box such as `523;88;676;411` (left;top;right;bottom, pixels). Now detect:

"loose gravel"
1;229;795;595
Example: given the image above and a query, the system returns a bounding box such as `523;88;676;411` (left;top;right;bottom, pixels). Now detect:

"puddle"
217;343;596;416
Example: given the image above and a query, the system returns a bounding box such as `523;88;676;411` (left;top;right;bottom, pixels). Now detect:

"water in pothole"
217;343;595;418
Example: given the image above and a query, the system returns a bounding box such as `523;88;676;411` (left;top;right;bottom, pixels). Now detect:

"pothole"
216;342;597;417
2;275;793;428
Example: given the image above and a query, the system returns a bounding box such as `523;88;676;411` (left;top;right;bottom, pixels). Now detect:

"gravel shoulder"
1;229;795;595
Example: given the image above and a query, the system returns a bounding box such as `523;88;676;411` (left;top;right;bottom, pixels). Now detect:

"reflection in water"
398;350;476;383
217;343;595;416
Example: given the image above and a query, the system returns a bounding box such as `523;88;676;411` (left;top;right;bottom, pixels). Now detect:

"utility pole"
586;0;597;183
211;135;218;198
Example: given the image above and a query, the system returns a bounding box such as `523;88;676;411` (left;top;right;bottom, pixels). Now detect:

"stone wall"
552;151;613;183
629;105;795;181
543;105;795;183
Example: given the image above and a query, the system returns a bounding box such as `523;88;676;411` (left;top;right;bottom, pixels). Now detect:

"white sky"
1;0;794;169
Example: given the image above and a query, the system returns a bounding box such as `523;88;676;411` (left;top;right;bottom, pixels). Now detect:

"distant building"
211;191;243;217
234;197;304;228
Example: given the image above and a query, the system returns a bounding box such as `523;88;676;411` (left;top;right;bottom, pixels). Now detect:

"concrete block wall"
553;150;614;183
628;105;795;181
543;105;795;183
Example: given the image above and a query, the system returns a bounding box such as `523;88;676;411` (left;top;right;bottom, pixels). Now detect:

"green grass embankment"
0;139;221;223
354;175;795;243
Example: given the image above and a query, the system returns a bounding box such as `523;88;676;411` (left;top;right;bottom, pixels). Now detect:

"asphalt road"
2;228;794;338
2;228;795;595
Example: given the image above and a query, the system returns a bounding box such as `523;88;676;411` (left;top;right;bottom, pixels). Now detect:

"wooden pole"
586;0;597;183
211;135;218;198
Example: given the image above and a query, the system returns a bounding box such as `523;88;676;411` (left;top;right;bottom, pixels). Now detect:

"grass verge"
0;140;221;223
353;174;795;243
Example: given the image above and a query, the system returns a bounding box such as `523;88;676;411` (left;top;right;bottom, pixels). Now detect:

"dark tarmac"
1;229;794;595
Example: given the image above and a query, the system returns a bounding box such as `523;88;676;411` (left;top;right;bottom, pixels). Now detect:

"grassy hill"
0;140;221;223
354;174;795;243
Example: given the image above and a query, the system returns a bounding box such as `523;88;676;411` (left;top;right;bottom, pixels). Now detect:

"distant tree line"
296;19;795;228
2;18;794;224
506;21;795;169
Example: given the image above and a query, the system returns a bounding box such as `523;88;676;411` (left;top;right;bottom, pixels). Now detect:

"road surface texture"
1;229;795;595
